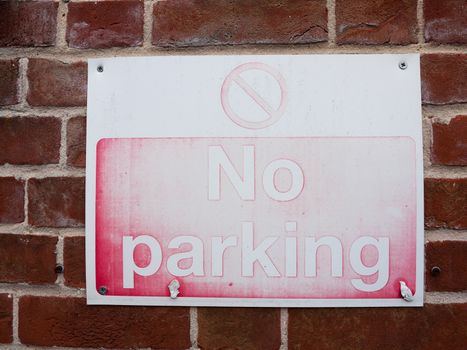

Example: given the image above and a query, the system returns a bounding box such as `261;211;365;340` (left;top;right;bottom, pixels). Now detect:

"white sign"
86;54;424;307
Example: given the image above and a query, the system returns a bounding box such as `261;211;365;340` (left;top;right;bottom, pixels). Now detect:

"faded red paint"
96;137;416;299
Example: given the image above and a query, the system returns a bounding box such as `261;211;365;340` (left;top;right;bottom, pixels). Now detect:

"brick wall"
0;0;466;349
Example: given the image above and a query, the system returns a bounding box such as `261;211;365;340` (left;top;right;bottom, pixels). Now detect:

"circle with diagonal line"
221;62;287;130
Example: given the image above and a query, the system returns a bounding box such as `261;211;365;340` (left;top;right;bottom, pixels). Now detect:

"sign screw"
98;286;108;295
97;65;104;73
399;281;414;302
55;264;64;274
168;279;180;299
399;61;408;70
431;266;441;276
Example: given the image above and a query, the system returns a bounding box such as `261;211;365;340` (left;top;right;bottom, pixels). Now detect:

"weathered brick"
336;0;417;45
0;233;57;285
153;0;328;47
426;240;467;292
0;177;24;224
289;304;467;350
64;236;85;288
0;59;19;106
424;0;467;44
0;294;13;344
432;116;467;166
0;117;61;165
66;1;144;49
27;59;87;107
198;307;281;350
28;177;85;228
67;117;86;168
19;296;190;348
425;178;467;229
0;1;57;47
421;54;467;105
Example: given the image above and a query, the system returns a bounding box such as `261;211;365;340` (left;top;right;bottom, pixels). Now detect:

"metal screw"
431;266;441;276
98;286;108;295
55;264;64;274
399;61;408;70
97;65;104;73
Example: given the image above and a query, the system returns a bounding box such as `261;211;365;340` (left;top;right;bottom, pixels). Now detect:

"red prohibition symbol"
221;62;288;130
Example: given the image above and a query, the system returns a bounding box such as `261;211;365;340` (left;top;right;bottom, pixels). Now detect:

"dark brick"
0;59;19;106
0;117;61;165
289;304;467;350
336;0;418;45
66;1;144;49
27;59;87;107
198;307;281;350
0;233;57;284
153;0;328;47
425;178;467;229
0;177;24;224
0;294;13;344
426;240;467;292
431;116;467;166
67;117;86;168
421;54;467;105
28;177;85;228
0;1;57;47
19;296;190;348
64;236;85;288
424;0;467;45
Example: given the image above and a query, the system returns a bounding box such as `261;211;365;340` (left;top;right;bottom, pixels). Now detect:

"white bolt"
168;279;180;299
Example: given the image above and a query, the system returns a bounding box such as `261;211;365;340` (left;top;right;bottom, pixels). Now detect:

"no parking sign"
86;55;424;307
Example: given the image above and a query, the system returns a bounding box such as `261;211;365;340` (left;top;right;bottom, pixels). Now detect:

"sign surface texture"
86;54;424;307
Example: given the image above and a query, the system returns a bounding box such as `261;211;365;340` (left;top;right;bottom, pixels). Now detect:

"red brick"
28;177;85;228
198;307;281;350
336;0;417;45
66;1;144;49
432;116;467;166
27;59;87;107
425;178;467;229
421;54;467;105
64;236;85;288
289;304;467;350
426;240;467;292
19;296;190;348
0;1;57;47
424;0;467;45
0;177;24;224
0;233;57;284
0;117;61;165
0;294;13;344
153;0;327;47
67;117;86;168
0;59;19;106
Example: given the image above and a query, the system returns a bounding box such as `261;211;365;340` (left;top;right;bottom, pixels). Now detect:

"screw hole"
55;265;64;274
431;266;441;276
